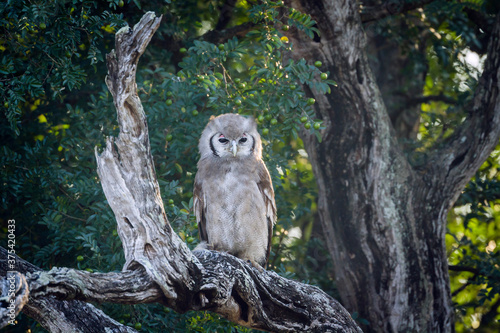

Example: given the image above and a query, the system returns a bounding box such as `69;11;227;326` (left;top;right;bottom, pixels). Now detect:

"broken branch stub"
96;12;201;311
0;248;139;332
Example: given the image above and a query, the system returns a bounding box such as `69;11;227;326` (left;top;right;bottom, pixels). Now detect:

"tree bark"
0;245;362;332
0;12;361;333
0;248;136;333
290;0;500;332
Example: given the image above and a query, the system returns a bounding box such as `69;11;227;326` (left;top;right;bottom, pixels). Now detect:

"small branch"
451;279;474;297
449;266;479;298
448;265;480;275
449;265;498;281
360;0;436;23
393;94;458;118
480;296;500;326
201;22;255;44
27;267;164;305
59;211;87;222
406;94;457;106
0;247;137;332
423;13;500;205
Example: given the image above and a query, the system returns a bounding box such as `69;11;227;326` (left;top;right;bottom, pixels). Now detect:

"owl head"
198;113;262;160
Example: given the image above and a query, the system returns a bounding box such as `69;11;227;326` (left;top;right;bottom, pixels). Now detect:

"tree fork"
0;248;136;333
290;0;500;332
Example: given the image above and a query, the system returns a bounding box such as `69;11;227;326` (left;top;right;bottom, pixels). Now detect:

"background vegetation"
0;0;498;331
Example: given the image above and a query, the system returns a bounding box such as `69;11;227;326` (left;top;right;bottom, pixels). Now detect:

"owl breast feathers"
193;113;277;269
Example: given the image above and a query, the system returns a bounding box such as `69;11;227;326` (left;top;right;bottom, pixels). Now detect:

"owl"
193;113;276;270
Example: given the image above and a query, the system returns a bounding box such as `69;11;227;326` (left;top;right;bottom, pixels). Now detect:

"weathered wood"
0;248;136;333
96;11;202;312
19;249;360;332
0;246;361;332
22;298;137;333
27;267;164;305
192;250;360;332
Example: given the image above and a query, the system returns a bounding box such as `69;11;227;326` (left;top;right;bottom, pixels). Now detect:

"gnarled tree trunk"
291;0;500;331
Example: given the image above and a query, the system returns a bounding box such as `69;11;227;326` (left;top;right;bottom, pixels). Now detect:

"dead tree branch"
0;248;136;332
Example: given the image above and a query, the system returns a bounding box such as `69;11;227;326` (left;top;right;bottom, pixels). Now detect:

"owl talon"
193;241;212;252
199;292;209;308
247;259;264;273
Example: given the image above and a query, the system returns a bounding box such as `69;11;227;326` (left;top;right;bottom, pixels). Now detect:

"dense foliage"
1;0;499;331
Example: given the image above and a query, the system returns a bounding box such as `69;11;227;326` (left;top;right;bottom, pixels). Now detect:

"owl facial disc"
200;114;262;160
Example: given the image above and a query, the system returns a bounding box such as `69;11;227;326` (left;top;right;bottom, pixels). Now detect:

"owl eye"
218;138;229;144
239;138;247;143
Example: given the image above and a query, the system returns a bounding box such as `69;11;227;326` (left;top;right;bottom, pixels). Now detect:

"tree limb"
201;22;255;44
0;248;137;332
423;13;500;210
17;249;360;332
27;267;164;305
360;0;436;23
21;298;137;333
390;94;458;124
0;247;361;332
448;265;480;275
405;94;457;106
98;12;201;311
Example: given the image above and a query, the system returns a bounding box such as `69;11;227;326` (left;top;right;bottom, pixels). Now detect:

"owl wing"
193;175;208;243
256;160;277;266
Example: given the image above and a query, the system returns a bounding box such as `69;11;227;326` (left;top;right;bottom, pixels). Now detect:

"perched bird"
193;113;276;269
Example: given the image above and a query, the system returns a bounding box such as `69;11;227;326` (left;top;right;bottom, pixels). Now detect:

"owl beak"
231;140;238;157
